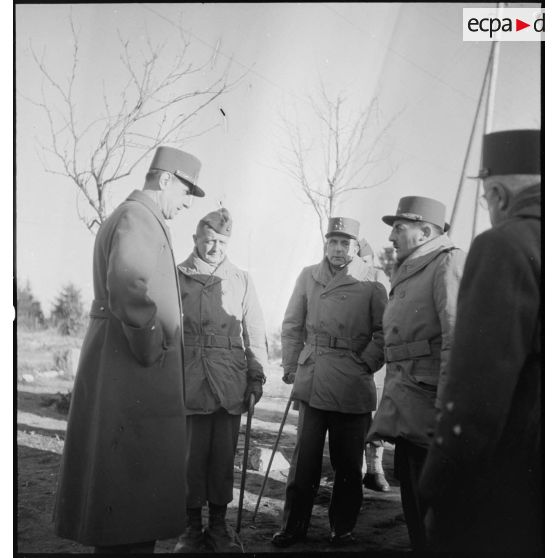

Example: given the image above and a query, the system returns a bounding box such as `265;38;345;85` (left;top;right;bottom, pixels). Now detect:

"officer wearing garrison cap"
54;147;204;552
420;130;542;553
367;196;466;550
174;208;267;553
272;217;387;548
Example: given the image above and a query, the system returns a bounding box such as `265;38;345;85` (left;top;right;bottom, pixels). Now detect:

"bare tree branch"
21;12;241;234
279;83;399;238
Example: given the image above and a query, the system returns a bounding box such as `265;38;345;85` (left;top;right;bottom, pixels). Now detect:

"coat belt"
309;333;366;352
384;340;441;363
183;334;244;349
90;299;109;319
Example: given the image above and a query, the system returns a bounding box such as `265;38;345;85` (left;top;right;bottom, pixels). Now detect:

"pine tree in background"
16;280;46;330
51;283;85;336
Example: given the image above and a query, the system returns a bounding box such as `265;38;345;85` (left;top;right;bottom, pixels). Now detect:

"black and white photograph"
15;3;543;555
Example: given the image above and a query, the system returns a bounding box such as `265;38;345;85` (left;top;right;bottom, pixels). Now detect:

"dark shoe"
204;523;242;553
174;525;206;553
329;532;356;546
271;530;306;548
363;472;390;492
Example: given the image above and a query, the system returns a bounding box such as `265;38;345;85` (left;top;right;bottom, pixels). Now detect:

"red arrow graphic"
516;19;530;31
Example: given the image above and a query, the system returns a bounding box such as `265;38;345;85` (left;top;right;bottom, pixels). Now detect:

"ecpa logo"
463;8;544;41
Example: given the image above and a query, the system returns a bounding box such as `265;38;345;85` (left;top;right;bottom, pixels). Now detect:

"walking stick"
252;390;294;522
236;392;256;534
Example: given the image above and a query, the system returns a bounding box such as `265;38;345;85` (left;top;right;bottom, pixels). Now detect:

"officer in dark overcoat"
54;147;204;553
419;129;542;553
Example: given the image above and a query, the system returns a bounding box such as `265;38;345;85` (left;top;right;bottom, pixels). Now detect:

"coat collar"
312;256;371;292
390;234;456;290
126;189;172;243
508;183;541;220
177;252;238;285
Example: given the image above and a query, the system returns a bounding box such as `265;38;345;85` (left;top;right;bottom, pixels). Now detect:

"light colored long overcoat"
54;190;187;546
370;234;465;448
177;253;267;415
282;256;387;414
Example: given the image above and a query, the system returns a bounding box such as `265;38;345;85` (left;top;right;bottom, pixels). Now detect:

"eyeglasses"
478;194;488;210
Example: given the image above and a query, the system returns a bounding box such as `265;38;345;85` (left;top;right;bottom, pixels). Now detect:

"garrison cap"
199;208;233;236
473;129;541;178
382;196;450;232
358;238;373;258
325;217;360;240
149;146;205;197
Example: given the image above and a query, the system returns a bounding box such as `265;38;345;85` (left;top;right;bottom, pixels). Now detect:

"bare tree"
279;81;399;239
22;13;241;233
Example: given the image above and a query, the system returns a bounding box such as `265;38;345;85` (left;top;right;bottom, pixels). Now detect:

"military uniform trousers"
394;437;428;551
185;408;242;508
281;402;369;536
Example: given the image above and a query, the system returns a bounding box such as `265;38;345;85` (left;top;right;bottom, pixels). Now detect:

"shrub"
16;280;46;330
51;283;86;336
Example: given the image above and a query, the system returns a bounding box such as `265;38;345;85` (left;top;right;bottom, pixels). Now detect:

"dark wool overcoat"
53;190;187;546
419;185;542;553
282;256;387;414
177;253;267;415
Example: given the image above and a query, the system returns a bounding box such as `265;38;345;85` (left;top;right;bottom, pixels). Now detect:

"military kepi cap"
149;146;205;197
325;217;360;239
382;196;450;232
199;208;233;236
473;129;541;178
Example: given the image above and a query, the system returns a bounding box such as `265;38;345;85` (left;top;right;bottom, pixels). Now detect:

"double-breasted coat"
282;256;387;414
177;253;267;415
370;235;466;448
419;185;542;552
54;190;187;546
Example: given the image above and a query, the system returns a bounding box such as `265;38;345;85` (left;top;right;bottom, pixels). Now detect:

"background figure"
272;217;387;549
174;209;268;553
368;197;466;551
53;147;204;553
358;238;390;493
419;130;542;553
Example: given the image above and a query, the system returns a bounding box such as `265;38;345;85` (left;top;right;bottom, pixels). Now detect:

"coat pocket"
410;359;440;389
297;344;314;365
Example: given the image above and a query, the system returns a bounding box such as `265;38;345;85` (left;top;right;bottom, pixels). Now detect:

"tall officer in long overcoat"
53;147;205;553
174;208;267;553
367;196;466;550
419;129;542;553
271;217;387;549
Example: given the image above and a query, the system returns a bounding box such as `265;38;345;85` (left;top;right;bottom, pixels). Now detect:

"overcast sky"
15;3;541;330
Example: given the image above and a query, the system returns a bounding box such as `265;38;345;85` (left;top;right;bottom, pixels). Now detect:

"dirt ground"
17;354;410;555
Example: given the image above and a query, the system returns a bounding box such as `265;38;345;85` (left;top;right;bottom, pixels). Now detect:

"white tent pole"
471;2;506;240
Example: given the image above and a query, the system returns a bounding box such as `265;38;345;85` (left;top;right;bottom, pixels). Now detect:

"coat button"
100;306;105;311
452;424;462;436
446;401;455;412
318;350;323;355
435;436;443;446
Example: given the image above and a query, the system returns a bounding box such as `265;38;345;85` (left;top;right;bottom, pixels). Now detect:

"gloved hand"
282;372;296;384
244;380;263;406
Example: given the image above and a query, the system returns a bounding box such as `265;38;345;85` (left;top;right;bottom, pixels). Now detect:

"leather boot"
204;503;242;552
174;508;206;553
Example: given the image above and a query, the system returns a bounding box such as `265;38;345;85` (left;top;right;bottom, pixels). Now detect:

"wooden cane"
236;392;256;533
